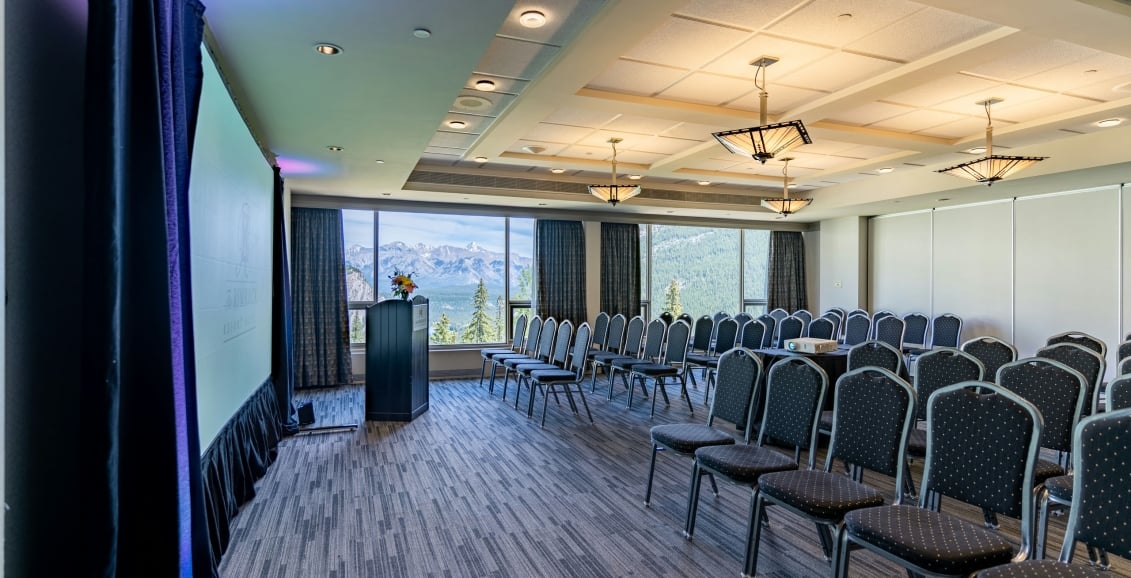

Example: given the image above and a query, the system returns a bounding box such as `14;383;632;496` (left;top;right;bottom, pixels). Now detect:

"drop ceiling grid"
844;7;999;62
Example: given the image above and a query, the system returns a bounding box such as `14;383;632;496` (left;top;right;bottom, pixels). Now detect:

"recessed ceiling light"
877;167;894;174
1084;69;1098;74
538;203;548;206
522;145;546;154
375;159;385;164
474;80;496;91
697;180;711;186
381;193;391;196
628;174;642;180
326;145;343;152
1096;118;1123;128
787;184;799;189
473;156;488;163
965;147;986;154
666;210;674;214
519;10;547;28
837;13;853;21
413;28;431;39
447;120;467;129
454;95;493;111
937;198;950;202
550;168;565;174
314;43;342;56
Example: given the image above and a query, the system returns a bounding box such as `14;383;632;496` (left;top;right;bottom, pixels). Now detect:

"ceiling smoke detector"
522;145;546;154
453;95;492;111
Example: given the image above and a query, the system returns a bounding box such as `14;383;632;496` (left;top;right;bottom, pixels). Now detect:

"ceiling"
204;0;1131;223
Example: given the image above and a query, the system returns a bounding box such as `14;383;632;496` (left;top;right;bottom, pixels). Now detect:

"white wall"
819;216;869;310
869;184;1128;377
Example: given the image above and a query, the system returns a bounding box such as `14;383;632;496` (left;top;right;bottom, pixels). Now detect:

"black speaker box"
297;402;316;426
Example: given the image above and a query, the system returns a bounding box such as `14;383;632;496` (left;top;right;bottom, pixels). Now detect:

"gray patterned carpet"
218;375;1129;577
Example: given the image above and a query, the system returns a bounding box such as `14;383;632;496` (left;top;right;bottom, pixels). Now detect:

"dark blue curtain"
600;222;640;318
767;231;808;314
81;0;212;575
272;168;299;433
291;208;354;388
535;220;588;323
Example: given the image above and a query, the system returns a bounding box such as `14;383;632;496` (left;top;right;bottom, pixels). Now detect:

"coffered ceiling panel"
845;7;998;61
575;130;654;149
542;107;620;128
962;39;1098;82
683;158;745;172
523;122;596;144
993;93;1106;122
885;73;999;108
1018;52;1131;94
728;83;828;115
603;114;683;136
429;131;479;149
778;51;901;92
703;34;833;79
827;101;916;125
931;84;1050;116
623;16;751;70
767;0;924;48
560;143;613;161
506;139;569;156
658;72;758;106
662;122;731;141
613;150;667;165
915;115;1005;139
1069;73;1131;101
870;109;967;132
633;135;704;155
675;0;807;31
477;37;561;80
587;59;689;96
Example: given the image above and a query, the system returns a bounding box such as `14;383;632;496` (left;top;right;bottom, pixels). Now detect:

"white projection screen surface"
190;47;274;450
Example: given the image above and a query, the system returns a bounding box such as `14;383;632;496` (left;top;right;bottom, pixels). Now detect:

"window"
743;230;771;315
649;224;741;319
508;218;534;334
343;209;375;344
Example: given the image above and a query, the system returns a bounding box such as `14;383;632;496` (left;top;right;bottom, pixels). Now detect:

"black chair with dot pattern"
776;315;805;348
793;309;813;335
510;320;574;416
874;315;906;352
685;315;718;386
870;310;895;339
1117;340;1131;365
529;323;593;428
699;318;742;406
480;313;529;388
659;311;675;326
768;308;789;324
591;315;644;397
629;319;693;417
739;319;767;351
833;382;1044;578
1110;375;1131;412
609;318;667;406
847;340;903;374
930;313;964;349
1122;357;1131;377
843;314;872;347
749;368;914;577
684;357;829;543
976;408;1131;578
676;312;694;327
807;316;836;340
962;336;1018;384
1036;343;1105;417
732;311;754;331
756;314;777;349
644;349;763;509
499;317;561;402
821;310;844;342
1046;331;1107;359
902;312;930;349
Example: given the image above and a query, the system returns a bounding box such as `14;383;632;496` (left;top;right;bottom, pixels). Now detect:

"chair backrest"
604;314;627;353
708;349;764;436
676;313;694;327
661;320;691;365
1123;357;1131;377
825;308;847;337
793;309;813;325
622;316;646;357
913;348;984;421
535;318;558;361
591;312;610;350
1111;376;1131;411
756;314;777;348
758;357;829;462
641;318;667;360
732;312;754;328
567;323;592;377
548;320;575;366
806;317;836;340
820;311;843;340
659;311;674;326
870;310;894;337
740;320;767;350
712;310;729;325
690;315;714;353
902;312;929;347
826;368;915;484
510;314;529;349
1118;340;1131;363
847;340;903;374
522;316;544;355
1062;408;1131;561
848;308;868;319
713;318;741;354
768;308;789;323
998;358;1087;453
922;382;1042;526
874;315;905;351
776;315;804;347
844;314;871;346
1047;331;1107;358
960;336;1017;383
1036;343;1105;416
930;313;963;348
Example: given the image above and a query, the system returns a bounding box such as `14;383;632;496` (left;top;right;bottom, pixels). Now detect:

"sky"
342;209;534;257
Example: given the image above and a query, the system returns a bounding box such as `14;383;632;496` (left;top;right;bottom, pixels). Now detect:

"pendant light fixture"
760;157;811;217
935;98;1047;185
588;138;641;206
713;56;812;164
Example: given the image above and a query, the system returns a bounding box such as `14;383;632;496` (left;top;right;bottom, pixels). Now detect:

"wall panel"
869;211;931;315
932;201;1013;342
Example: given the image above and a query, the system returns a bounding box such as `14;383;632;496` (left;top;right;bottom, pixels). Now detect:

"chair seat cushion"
492;353;531;364
503;356;539;369
530;369;577;383
694;445;797;484
976;560;1107;577
1044;474;1073;503
844;505;1015;576
632;363;679;377
592;353;630;364
759;470;885;521
611;358;652;369
686;353;715;365
586;348;609;359
651;424;735;454
481;348;515;358
515;362;559;375
1034;459;1065;486
907;428;927;458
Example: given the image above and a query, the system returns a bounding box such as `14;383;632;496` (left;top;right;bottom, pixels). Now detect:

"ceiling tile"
992;93;1106;124
676;0;808;31
658;71;759;105
623;16;751;70
793;139;862;155
870;109;966;132
662;122;731;141
603;115;683;135
931;84;1051;115
885;73;999;107
783;151;857;169
575;130;659;149
505;140;569;156
768;0;924;47
826;101;915;125
704;34;834;79
587;59;689;96
1068;72;1131;101
522;122;595;144
914;116;1005;139
542;107;620;128
1018;52;1131;93
778;51;901;92
682;158;745;171
846;7;997;61
613;150;667;164
429;131;478;149
559;144;614;161
962;39;1098;82
476;36;560;80
728;83;827;114
835;144;903;159
419;151;462;163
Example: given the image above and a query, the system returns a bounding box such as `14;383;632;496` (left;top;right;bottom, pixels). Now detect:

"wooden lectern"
365;296;429;421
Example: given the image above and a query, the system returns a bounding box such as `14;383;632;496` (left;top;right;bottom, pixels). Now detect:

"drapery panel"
81;0;213;575
767;231;808;313
535;220;588;324
291;208;353;388
600;222;641;319
272;168;299;432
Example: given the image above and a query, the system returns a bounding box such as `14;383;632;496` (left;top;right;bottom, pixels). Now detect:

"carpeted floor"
218;374;1129;577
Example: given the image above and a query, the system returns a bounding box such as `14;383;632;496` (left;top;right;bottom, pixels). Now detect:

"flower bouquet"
389;270;418;300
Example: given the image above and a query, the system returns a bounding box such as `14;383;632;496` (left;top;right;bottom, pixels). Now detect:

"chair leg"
743;488;765;577
589;362;599;393
627;373;637;409
492;363;503;398
607;366;617;401
708;472;719;496
684;462;704;540
815;523;834;561
832;523;851;578
644;444;659;507
540;383;552;428
576;383;593;423
902;459;918;500
528;381;539;417
479;358;489;387
680;375;694;414
1036;487;1050;560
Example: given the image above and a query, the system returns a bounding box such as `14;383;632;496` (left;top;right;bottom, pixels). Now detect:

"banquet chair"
961;336;1018;384
586;313;625;391
792;309;813;335
732;311;753;330
847;340;903;374
1047;331;1107;358
676;312;694;327
843;314;871;346
1122;357;1131;376
833;382;1043;578
497;317;558;399
902;312;929;349
756;314;777;349
977;408;1131;578
629;319;693;417
930;313;964;348
807;316;836;340
591;315;645;397
589;312;610;353
1112;375;1131;411
479;313;528;387
821;310;844;341
660;311;674;326
645;349;763;508
874;315;905;352
698;318;741;405
739;319;767;350
685;357;828;544
487;316;544;395
509;320;574;415
768;308;789;324
529;323;593;428
610;319;667;407
776;315;804;348
1118;339;1131;364
870;310;895;338
1037;343;1105;416
749;368;914;576
685;315;717;385
710;311;730;344
847;308;868;319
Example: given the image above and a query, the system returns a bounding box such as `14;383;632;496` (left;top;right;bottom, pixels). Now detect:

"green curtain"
535;220;588;324
767;231;808;313
600;222;640;318
291;208;353;388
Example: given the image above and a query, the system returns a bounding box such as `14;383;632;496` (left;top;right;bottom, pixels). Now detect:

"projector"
784;338;838;354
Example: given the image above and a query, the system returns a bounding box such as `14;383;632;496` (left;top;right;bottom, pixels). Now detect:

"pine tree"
663;278;683;318
431;313;457;344
515;265;533;300
462;278;494;343
494;296;505;342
